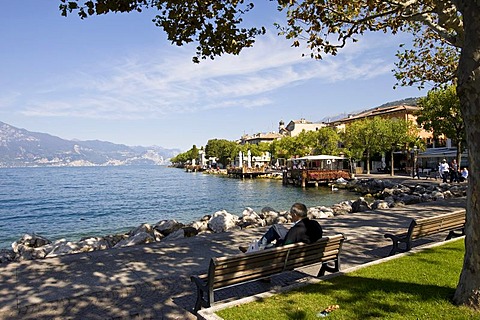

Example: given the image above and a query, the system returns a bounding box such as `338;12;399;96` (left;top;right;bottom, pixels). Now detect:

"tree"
61;0;480;309
417;85;466;167
342;118;386;174
170;144;199;165
379;118;420;176
205;139;237;167
311;127;340;156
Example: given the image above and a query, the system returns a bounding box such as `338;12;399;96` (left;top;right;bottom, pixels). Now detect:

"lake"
0;166;354;249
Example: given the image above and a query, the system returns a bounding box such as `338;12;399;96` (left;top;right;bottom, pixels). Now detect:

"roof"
417;147;466;159
333;105;419;123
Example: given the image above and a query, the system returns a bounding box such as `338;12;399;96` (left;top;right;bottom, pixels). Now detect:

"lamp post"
411;146;418;178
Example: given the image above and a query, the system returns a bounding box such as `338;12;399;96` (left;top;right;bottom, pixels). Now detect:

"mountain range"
0;121;181;167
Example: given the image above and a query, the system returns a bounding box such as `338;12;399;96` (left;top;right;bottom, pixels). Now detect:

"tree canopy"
417;85;466;165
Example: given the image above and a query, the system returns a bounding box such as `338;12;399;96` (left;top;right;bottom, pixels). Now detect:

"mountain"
0;121;181;167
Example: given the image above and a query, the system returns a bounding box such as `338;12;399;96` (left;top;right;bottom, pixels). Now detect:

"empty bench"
384;209;466;256
190;234;345;312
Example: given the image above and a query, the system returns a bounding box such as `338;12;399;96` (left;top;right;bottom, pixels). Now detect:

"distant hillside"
0;121;181;167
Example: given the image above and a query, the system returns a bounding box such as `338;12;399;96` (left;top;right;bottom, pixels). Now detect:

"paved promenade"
0;176;467;319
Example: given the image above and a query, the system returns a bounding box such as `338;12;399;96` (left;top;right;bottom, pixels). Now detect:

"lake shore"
0;172;467;265
0;190;467;319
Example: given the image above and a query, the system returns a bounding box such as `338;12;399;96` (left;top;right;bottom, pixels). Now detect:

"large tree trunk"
453;1;480;310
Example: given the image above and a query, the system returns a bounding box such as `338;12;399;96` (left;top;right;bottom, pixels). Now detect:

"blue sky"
0;1;429;151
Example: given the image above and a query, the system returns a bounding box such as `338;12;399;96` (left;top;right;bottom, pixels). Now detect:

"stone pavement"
0;178;467;319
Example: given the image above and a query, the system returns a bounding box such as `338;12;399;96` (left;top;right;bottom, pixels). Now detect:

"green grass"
217;239;479;320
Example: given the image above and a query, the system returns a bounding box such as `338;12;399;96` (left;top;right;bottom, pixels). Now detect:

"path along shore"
0;174;468;319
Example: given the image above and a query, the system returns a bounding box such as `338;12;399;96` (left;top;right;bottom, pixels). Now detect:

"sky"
0;1;430;151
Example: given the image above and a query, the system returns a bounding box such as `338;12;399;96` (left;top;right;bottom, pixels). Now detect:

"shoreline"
0;174;467;264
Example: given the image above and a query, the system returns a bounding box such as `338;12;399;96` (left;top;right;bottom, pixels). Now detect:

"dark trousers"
442;171;449;183
450;170;458;183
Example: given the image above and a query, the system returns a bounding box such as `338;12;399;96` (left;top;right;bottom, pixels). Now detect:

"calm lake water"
0;166;354;249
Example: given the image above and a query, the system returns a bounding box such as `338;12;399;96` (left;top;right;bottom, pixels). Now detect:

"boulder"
432;191;445;200
12;233;51;253
113;232;155;248
396;194;422;205
263;210;280;225
371;200;390;210
308;207;334;219
240;207;265;228
331;201;353;215
191;220;209;232
76;237;111;251
0;249;15;263
351;197;371;213
208;210;239;233
129;223;153;236
45;240;81;258
182;226;199;238
154;220;184;236
163;229;185;241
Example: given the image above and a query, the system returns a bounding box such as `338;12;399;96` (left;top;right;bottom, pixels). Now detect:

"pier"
227;166;266;178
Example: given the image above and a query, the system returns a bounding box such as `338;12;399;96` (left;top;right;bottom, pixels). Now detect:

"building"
279;119;326;137
240;132;282;145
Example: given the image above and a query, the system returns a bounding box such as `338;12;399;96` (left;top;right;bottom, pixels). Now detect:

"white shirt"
440;162;449;173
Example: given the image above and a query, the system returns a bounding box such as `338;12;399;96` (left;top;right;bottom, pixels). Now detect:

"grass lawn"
217;239;479;319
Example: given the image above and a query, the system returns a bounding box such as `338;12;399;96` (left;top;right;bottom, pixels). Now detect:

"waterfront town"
175;96;467;187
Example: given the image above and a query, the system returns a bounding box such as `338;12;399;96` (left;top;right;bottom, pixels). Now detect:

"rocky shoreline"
0;177;467;264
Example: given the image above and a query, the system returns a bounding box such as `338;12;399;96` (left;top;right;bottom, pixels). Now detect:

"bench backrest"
409;209;466;239
208;234;345;290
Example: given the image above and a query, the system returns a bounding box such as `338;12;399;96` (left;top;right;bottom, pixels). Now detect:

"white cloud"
17;33;400;120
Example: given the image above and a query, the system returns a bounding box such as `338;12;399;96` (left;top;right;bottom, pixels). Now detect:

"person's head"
290;203;308;221
442;159;447;163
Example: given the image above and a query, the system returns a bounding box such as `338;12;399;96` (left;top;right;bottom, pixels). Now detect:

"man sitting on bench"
240;202;323;252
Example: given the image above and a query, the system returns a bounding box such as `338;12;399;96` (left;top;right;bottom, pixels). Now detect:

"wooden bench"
384;209;466;256
190;234;345;312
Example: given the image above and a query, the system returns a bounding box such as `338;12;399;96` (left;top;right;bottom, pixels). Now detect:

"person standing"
440;159;450;183
450;159;459;183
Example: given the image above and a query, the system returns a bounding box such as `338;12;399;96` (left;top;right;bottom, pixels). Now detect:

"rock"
12;233;51;253
208;210;239;233
443;190;454;199
113;232;155;248
371;200;390;210
129;223;153;236
331;201;352;215
76;237;111;251
45;240;81;258
191;220;209;232
183;226;198;238
154;220;184;236
0;249;16;263
432;191;445;200
274;216;289;224
163;229;185;241
397;194;422;205
263;210;280;225
351;197;371;213
308;207;334;219
240;207;265;228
